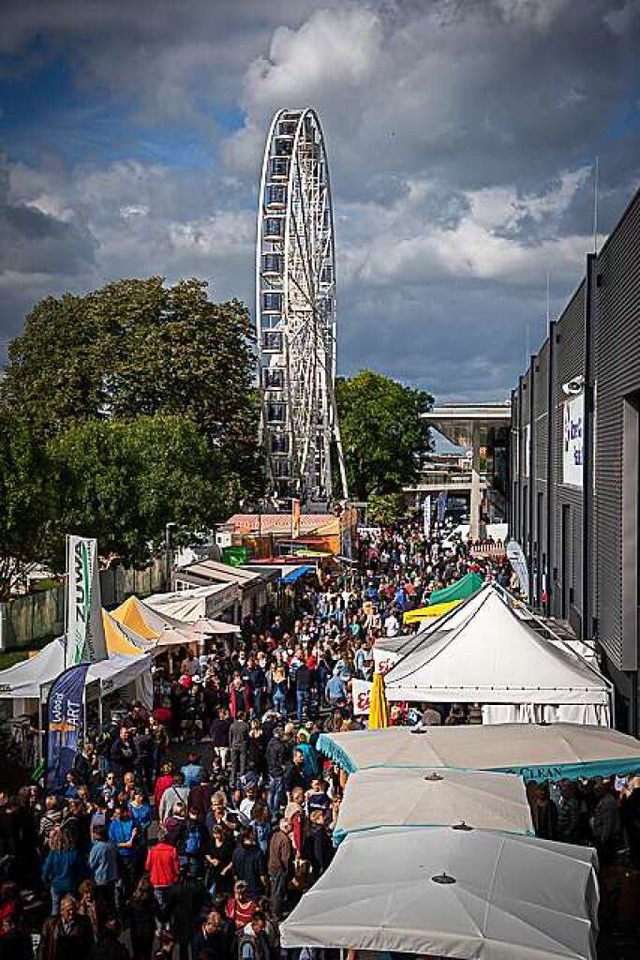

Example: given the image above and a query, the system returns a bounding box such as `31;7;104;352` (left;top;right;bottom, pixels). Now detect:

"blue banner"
436;490;448;524
46;664;89;792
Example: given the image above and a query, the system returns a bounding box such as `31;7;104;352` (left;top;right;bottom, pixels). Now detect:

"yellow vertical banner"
291;498;301;539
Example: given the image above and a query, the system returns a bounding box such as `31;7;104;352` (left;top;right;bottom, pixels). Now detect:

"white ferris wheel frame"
256;107;348;505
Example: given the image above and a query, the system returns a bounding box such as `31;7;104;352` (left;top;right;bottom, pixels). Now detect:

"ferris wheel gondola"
256;108;348;505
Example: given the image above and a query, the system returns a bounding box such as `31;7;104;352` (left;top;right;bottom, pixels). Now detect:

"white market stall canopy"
0;637;151;700
334;767;534;843
383;585;612;722
143;587;240;635
281;827;599;960
316;723;640;780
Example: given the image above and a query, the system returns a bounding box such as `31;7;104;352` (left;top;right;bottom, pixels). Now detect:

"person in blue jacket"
41;826;83;915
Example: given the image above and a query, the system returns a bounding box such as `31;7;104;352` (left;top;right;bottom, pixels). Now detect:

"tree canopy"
0;277;261;593
336;370;432;502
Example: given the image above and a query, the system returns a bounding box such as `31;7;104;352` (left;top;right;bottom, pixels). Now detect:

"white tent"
384;585;612;725
316;723;640;780
281;827;599;960
0;637;151;702
334;766;534;843
143;585;239;627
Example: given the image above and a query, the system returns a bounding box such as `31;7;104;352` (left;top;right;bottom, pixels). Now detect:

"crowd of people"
0;518;638;959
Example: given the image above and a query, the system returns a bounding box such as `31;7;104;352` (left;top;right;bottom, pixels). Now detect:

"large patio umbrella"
367;672;389;730
333;766;534;843
316;723;640;779
281;827;599;960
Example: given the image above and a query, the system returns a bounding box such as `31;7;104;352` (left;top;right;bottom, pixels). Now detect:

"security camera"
562;375;584;396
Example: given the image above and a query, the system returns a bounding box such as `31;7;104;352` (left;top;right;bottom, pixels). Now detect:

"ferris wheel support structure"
256;107;348;506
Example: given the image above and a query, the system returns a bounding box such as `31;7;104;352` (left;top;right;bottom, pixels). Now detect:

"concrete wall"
0;558;166;650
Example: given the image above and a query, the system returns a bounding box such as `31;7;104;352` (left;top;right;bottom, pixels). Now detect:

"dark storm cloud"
0;159;95;274
1;0;640;396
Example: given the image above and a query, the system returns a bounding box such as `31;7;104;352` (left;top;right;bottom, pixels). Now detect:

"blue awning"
281;564;314;584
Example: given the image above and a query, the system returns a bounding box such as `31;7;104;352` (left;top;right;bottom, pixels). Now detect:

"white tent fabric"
482;704;609;726
384;586;612;718
316;723;640;780
144;585;236;624
0;638;151;700
334;767;534;842
281;827;599;960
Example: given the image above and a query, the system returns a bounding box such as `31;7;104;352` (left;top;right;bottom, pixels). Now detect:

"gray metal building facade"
510;188;640;733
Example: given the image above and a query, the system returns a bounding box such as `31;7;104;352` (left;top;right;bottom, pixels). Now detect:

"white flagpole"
63;535;70;670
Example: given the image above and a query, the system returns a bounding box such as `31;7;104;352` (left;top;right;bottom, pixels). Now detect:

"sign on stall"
563;393;584;487
352;678;373;716
372;645;401;675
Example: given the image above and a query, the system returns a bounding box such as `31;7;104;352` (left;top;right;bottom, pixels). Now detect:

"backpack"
185;826;203;857
238;934;264;960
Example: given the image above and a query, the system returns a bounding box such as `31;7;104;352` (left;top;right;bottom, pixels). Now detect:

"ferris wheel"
256;107;348;506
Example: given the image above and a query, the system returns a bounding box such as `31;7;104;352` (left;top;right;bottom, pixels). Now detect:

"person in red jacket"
153;762;174;812
145;827;179;921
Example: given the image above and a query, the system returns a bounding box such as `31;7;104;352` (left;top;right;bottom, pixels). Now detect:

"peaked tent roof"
0;637;150;699
377;584;513;660
112;596;162;641
428;571;484;605
102;610;154;655
384;584;611;705
144;585;239;626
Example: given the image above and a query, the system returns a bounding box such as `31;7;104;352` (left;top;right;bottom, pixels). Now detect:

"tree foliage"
336;370;432;501
0;409;54;598
0;278;261;589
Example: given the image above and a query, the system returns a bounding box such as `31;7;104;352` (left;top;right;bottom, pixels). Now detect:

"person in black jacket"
192;908;234;960
109;728;137;781
167;869;207;960
282;750;305;800
87;918;130;960
0;914;33;960
294;664;313;723
231;828;266;899
302;809;334;885
128;877;156;960
265;728;286;817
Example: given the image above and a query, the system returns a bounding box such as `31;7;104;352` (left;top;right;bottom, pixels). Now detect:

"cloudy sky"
1;0;639;401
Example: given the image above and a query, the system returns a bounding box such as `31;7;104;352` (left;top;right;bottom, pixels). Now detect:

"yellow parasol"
368;671;389;730
402;599;462;624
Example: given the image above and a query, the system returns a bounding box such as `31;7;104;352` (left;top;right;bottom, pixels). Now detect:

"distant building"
510;186;640;734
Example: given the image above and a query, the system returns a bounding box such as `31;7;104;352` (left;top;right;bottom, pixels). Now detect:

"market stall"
384;585;613;725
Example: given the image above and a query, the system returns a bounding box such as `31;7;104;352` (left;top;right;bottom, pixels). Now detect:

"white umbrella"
334;767;534;842
281;827;599;960
317;723;640;780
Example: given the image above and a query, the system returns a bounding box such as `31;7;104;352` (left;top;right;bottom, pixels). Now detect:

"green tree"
336;370;432;501
46;414;223;568
0;278;262;577
0;409;53;599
